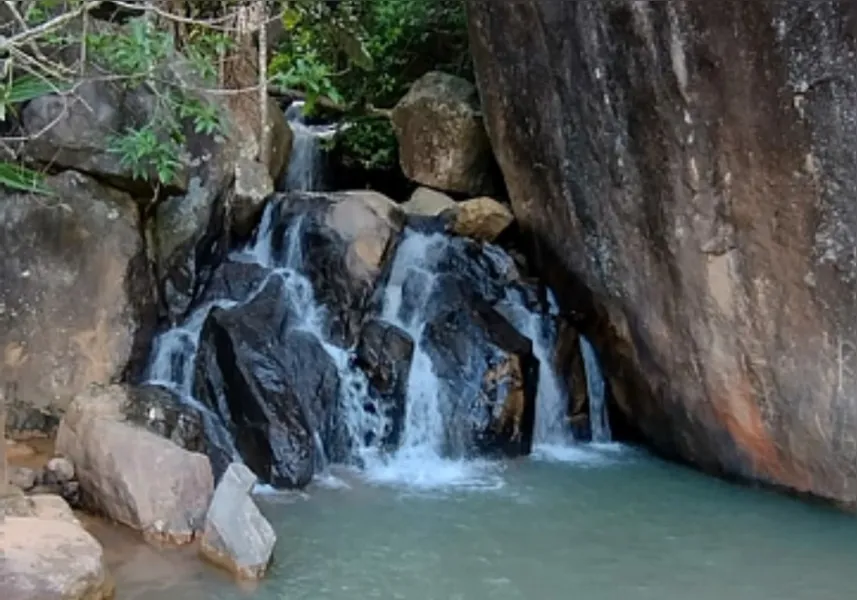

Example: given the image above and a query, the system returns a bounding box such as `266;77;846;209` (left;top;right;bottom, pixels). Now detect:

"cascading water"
357;231;494;490
580;335;612;443
143;97;616;492
282;100;338;192
494;286;570;447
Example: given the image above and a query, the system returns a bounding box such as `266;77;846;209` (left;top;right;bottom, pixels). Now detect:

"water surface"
104;445;857;600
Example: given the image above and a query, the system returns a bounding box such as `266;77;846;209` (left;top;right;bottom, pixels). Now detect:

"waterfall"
143;98;615;492
580;335;612;443
495;287;570;447
282;101;337;191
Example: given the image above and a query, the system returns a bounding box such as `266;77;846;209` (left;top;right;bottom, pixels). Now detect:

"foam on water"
361;447;506;492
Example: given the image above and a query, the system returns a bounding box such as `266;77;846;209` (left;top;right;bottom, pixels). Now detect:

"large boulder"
199;463;276;581
192;276;336;488
1;493;113;600
55;384;213;544
21;78;190;194
0;517;114;600
392;71;497;195
467;0;857;502
0;171;154;435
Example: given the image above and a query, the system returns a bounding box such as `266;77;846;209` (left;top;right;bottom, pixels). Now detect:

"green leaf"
2;75;69;105
0;162;52;195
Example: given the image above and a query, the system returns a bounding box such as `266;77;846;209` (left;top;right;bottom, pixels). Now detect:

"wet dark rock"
192;275;342;488
266;191;404;346
554;319;591;441
125;384;206;454
355;320;414;449
422;298;538;457
193;260;271;308
153;179;230;324
279;329;345;463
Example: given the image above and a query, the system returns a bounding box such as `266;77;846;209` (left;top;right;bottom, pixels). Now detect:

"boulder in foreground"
55;384;213;544
0;493;114;600
200;462;276;580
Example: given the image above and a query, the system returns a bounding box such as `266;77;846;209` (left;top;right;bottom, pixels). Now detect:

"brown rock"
0;172;152;435
55;385;213;544
450;197;514;242
0;516;114;600
227;95;293;182
392;71;496;195
2;493;80;525
468;0;857;503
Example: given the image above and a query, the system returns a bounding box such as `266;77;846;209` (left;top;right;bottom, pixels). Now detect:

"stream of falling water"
144;99;614;494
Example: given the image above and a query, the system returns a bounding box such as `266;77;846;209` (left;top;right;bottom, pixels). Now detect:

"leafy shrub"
272;0;470;171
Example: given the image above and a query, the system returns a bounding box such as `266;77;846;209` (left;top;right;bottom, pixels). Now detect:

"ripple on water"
530;442;632;466
359;447;507;494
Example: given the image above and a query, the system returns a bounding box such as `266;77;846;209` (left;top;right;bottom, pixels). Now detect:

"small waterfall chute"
580;335;612;443
282;100;338;192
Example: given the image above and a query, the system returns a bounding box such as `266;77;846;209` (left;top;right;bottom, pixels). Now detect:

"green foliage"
87;19;173;83
108;125;182;185
84;17;227;185
0;162;52;195
0;74;68;122
184;29;235;83
335;117;397;171
271;0;469;170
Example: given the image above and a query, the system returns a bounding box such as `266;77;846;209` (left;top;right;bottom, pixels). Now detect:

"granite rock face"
468;0;857;503
0;172;153;434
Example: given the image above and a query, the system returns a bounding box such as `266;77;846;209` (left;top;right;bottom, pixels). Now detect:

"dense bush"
270;0;471;171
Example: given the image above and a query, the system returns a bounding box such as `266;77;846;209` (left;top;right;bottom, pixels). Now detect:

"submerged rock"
192;277;320;488
200;463;276;581
55;384;213;544
0;171;153;435
422;299;538;457
355;319;414;449
392;71;496;195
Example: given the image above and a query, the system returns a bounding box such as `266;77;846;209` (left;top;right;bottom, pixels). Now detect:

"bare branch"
0;1;103;51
